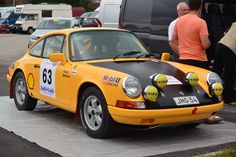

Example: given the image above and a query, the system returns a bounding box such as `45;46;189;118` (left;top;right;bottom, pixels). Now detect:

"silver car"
28;17;79;47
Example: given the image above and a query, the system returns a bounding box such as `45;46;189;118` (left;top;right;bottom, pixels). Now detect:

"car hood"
90;60;218;108
31;29;55;38
90;60;185;87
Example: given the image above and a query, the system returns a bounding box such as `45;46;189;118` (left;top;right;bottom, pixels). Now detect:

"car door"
26;39;45;99
40;35;72;109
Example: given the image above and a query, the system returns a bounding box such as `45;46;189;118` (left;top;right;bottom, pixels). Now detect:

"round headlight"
185;72;199;86
143;86;158;102
207;72;222;85
123;76;142;98
209;82;223;96
152;74;168;89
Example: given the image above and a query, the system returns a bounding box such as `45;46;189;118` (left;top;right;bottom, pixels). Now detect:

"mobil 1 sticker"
40;59;58;97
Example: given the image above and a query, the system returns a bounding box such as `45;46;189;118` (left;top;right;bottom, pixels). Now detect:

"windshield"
70;30;149;61
0;9;13;19
37;19;71;29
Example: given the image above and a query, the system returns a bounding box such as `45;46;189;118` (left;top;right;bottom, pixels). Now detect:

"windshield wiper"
113;50;141;60
136;53;157;59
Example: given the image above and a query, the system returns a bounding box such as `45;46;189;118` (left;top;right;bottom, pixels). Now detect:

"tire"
27;28;34;34
13;72;37;111
79;86;117;138
178;122;201;128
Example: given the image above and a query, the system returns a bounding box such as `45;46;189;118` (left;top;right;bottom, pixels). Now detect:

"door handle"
34;64;40;68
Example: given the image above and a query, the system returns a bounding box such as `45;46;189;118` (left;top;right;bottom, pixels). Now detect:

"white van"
98;0;121;28
14;3;72;34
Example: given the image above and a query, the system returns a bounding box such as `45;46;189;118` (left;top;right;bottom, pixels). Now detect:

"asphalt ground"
0;34;236;157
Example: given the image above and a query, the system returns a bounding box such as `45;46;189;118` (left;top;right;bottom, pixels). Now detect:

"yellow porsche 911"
7;28;224;138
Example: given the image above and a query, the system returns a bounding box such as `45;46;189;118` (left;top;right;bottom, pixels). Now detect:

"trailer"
14;3;72;34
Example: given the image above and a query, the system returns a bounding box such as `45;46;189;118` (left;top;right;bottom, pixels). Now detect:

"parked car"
75;17;102;27
28;17;79;46
0;8;20;33
98;0;121;28
80;11;99;18
7;28;224;138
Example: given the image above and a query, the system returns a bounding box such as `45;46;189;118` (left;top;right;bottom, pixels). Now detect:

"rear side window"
29;39;44;57
123;0;152;23
42;10;52;17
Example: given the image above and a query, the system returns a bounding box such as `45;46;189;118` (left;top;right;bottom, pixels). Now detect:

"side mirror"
161;52;170;61
49;53;66;64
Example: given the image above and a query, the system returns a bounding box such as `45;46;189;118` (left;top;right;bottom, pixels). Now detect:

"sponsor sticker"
103;75;121;87
27;73;35;89
149;73;182;85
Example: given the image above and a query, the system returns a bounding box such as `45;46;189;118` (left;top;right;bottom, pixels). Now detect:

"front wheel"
79;86;117;138
13;72;37;110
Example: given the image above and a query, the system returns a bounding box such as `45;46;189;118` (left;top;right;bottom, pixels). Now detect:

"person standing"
170;0;210;69
213;22;236;105
168;2;189;55
170;0;223;123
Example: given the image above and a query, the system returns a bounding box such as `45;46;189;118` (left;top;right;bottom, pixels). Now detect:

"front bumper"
108;101;224;125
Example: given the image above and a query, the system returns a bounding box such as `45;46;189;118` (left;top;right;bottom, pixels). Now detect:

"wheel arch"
75;82;104;120
10;68;25;98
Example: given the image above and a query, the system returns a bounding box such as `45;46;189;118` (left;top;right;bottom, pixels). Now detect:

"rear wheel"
79;86;117;138
13;72;37;111
27;27;34;34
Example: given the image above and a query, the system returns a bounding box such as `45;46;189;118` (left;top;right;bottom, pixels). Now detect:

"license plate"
173;96;199;106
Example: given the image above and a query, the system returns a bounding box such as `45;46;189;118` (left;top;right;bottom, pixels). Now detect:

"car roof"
45;27;131;36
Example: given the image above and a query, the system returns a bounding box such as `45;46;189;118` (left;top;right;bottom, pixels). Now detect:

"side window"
123;0;152;23
29;39;44;57
42;35;65;58
42;10;52;17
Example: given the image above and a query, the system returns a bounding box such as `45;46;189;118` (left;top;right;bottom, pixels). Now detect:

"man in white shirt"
168;2;189;56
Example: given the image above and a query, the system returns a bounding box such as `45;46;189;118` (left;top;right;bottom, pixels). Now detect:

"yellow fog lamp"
210;82;223;97
185;72;199;86
143;86;158;102
152;74;168;89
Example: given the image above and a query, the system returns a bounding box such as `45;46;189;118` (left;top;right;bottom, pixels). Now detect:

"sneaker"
205;115;223;124
228;102;236;106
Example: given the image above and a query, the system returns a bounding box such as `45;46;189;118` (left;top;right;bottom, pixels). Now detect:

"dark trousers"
179;59;209;70
213;43;236;103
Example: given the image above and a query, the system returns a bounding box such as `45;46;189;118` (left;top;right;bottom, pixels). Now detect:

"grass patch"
197;146;236;157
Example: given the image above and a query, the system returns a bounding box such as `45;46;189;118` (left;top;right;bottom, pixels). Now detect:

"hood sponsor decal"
149;73;182;85
103;75;121;87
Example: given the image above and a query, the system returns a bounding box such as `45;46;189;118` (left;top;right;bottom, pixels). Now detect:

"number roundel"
43;68;52;84
40;60;58;97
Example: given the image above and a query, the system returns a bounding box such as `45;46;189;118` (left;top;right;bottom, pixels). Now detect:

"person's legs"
213;43;224;75
221;48;236;103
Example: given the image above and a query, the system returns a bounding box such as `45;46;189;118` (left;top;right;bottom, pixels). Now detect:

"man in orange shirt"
170;0;223;123
170;0;210;69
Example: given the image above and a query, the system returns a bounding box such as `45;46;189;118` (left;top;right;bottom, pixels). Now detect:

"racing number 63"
42;68;52;84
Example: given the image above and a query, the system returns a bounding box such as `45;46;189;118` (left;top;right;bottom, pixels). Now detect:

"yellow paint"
6;28;224;127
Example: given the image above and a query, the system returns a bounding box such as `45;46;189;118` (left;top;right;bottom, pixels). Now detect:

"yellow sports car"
7;28;224;138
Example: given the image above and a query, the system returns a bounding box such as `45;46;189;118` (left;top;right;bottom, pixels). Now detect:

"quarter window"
29;39;44;57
